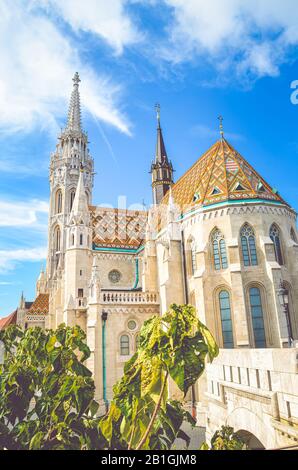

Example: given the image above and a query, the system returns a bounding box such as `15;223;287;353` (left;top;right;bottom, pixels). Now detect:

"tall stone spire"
150;104;174;205
66;72;82;132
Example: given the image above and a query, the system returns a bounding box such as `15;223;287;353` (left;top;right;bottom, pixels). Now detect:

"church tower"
150;104;174;205
47;73;94;280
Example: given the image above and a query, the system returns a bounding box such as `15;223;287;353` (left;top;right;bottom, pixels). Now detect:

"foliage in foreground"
99;304;219;450
0;304;219;450
201;426;246;450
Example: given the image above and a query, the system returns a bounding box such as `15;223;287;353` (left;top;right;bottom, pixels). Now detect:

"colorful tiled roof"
28;293;49;315
0;310;17;330
161;138;288;211
90;206;147;249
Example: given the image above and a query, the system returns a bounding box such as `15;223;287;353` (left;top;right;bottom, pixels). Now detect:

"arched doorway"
235;430;265;450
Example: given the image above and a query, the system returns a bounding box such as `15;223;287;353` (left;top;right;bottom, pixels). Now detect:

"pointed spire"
66;72;82;132
154;103;168;164
70;165;89;216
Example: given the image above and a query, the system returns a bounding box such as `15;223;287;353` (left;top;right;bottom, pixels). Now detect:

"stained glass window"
219;290;234;348
249;287;266;348
241;224;258;266
120;335;130;355
212;230;228;270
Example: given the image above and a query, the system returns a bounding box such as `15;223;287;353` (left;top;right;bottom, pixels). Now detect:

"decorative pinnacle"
66;73;82;132
155;103;161;128
73;72;81;86
218;115;224;138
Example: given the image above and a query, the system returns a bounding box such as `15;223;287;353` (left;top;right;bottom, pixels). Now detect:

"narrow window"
189;240;197;274
269;224;283;265
219;290;234;348
56;190;62;214
240;224;258;266
212;230;228;270
70;190;76;211
78;288;84;298
80;234;83;245
54;227;61;252
249;287;266;348
120;334;130;356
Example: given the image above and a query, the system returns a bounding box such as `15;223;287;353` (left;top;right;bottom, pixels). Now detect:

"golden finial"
155;103;161;127
218;115;224;139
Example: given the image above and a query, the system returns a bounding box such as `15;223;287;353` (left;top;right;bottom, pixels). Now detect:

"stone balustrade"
100;291;159;304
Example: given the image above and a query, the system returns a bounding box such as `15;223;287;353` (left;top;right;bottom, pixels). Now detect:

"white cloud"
41;0;140;55
0;199;48;227
163;0;298;80
0;247;47;273
0;1;132;135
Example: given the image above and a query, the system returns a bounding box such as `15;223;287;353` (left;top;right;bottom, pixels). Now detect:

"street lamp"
277;280;293;347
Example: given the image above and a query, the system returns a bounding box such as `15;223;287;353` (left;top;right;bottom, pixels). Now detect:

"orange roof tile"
90;206;147;249
28;293;49;315
161;138;288;211
0;310;17;330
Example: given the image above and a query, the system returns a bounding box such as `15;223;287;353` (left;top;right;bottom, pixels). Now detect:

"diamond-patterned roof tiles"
161;138;287;210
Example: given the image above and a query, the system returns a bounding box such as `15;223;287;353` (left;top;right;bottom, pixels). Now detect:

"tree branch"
135;371;169;450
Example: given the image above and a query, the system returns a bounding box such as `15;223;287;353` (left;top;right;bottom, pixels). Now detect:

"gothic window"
212;229;228;270
55;190;62;214
71;234;74;246
290;227;297;243
190;241;197;274
120;334;130;356
269;224;283;265
54;227;61;252
249;287;266;348
219;290;234;348
70;190;76;211
240;224;258;266
79;234;83;245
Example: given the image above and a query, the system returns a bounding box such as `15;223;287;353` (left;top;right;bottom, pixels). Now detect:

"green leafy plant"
0;304;218;450
99;304;219;450
0;324;105;450
201;426;246;450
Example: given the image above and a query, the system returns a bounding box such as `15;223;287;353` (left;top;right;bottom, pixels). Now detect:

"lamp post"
277;280;293;347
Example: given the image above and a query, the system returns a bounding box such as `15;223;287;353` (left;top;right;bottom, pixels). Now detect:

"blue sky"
1;0;298;316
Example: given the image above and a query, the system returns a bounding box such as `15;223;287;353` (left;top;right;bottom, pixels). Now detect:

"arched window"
290;227;297;243
70;190;76;211
54;227;61;252
219;290;234;348
249;287;266;348
79;234;83;245
269;224;283;265
190;240;197;274
55;190;62;214
120;334;130;356
240;224;258;266
212;229;228;270
71;234;74;246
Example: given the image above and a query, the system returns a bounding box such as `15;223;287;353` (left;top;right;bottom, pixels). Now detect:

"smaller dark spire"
150;104;174;205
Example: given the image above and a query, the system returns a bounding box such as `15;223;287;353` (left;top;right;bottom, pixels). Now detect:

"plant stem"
135;371;169;450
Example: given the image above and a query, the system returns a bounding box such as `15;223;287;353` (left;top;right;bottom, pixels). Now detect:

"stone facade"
3;74;298;448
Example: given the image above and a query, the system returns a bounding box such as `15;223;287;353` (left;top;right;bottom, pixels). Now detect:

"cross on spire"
218;115;224;139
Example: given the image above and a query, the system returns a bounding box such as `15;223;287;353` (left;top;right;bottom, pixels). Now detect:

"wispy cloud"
161;0;298;83
0;199;48;228
0;247;47;273
0;0;134;136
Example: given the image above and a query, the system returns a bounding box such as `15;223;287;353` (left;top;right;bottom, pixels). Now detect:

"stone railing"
100;291;159;305
76;297;87;309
